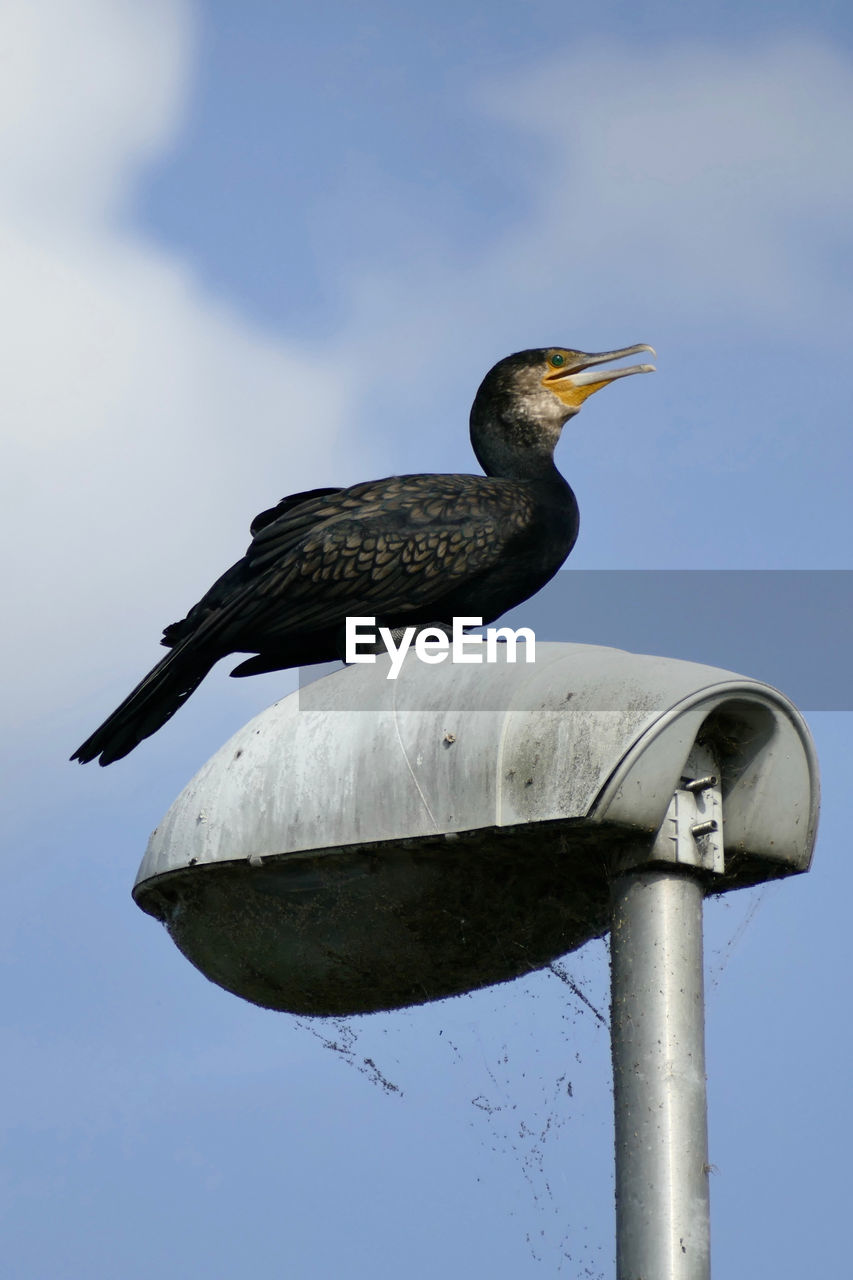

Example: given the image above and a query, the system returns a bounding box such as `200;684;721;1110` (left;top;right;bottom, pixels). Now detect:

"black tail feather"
71;643;218;766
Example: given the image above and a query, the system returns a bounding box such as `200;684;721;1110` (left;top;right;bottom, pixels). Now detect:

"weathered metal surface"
611;745;720;1279
137;643;818;880
611;869;710;1280
133;642;819;1015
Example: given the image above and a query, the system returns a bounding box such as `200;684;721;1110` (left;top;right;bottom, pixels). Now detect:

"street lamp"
134;642;818;1279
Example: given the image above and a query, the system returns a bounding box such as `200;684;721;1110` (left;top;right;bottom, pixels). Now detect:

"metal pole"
611;867;711;1280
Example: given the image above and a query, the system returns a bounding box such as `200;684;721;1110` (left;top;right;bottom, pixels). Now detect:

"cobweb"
294;887;768;1274
296;938;612;1276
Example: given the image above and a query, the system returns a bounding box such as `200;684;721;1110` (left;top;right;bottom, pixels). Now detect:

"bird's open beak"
544;344;656;410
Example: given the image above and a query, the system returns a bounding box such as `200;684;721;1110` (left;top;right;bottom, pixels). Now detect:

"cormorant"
72;344;654;765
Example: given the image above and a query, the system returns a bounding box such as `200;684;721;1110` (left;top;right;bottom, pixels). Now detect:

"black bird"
72;344;654;765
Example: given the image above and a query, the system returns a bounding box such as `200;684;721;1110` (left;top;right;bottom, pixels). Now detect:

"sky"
3;1;852;1276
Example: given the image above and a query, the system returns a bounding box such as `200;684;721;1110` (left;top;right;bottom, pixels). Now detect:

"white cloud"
476;37;853;329
1;1;359;730
0;0;187;228
339;37;853;377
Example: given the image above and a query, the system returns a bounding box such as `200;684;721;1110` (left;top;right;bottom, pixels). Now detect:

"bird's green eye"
550;353;565;367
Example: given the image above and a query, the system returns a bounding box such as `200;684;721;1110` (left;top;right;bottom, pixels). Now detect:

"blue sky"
3;1;853;1276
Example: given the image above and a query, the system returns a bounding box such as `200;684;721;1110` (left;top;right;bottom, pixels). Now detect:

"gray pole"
611;867;711;1280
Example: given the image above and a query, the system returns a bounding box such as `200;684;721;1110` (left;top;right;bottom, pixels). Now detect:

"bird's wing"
162;486;347;645
177;474;537;650
249;487;343;536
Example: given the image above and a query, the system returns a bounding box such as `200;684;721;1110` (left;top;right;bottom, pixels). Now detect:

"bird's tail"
71;641;218;766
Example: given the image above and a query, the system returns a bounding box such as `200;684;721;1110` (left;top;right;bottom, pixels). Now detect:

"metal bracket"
617;743;725;876
654;743;724;875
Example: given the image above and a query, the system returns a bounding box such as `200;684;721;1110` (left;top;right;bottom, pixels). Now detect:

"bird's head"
470;344;655;478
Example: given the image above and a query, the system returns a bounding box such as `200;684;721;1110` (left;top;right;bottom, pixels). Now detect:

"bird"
72;344;654;765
